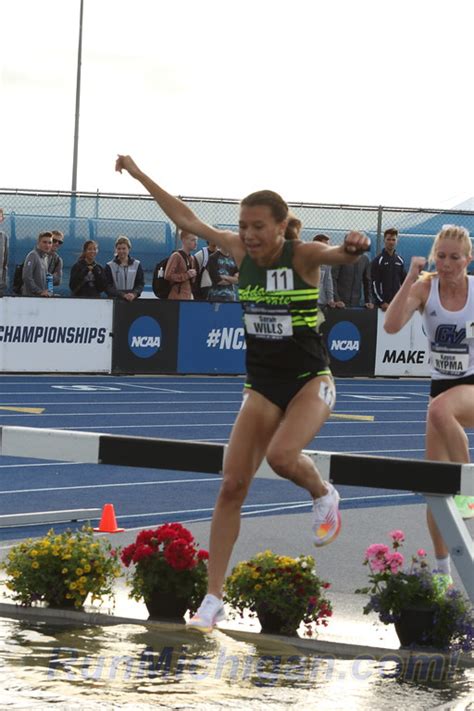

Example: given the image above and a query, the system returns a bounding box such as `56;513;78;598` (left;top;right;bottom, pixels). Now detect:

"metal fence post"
376;205;383;254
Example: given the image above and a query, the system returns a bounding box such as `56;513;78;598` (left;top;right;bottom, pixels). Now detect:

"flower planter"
394;606;436;647
256;606;299;636
144;590;190;623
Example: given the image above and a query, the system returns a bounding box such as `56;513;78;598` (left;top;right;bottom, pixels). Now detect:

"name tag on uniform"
432;343;469;375
244;312;293;340
466;321;474;339
266;268;294;292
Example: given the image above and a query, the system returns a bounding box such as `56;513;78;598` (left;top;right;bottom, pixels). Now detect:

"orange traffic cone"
94;504;124;533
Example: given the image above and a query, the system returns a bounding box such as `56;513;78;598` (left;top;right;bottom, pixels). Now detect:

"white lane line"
0;461;85;469
93;493;419;520
0;402;430;411
0;477;220;495
118;383;186;393
0;413;426;423
47;424;428;435
0;399;245;406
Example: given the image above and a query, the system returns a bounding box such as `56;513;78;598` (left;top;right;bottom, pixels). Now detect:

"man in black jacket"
371;228;406;311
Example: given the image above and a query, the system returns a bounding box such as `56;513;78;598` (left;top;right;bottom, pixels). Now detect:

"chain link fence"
1;188;473;295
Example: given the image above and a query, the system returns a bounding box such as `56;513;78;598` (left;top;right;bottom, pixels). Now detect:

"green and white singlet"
238;240;331;383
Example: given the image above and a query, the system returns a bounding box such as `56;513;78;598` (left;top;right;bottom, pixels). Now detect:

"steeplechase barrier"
0;426;472;601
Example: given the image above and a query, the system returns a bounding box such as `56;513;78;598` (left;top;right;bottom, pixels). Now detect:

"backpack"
12;263;24;295
152;250;190;299
192;246;212;300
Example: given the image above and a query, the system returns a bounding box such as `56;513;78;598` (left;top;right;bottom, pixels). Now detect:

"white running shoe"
312;483;341;547
186;593;226;632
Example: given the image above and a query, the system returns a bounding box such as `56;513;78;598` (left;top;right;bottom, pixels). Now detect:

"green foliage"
356;530;474;652
1;526;121;608
224;550;332;636
120;523;208;615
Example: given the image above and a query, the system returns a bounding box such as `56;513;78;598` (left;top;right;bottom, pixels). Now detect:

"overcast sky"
1;0;473;209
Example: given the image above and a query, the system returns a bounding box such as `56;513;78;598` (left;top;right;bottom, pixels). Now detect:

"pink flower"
365;543;389;559
389;530;405;542
417;548;427;558
370;557;389;573
386;552;404;573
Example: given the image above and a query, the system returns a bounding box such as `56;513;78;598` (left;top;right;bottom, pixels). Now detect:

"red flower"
132;544;154;563
120;544;136;567
164;539;197;571
136;529;158;547
155;523;194;545
197;549;209;561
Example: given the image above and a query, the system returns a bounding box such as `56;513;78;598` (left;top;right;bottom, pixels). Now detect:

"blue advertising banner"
178;302;246;374
112;300;179;374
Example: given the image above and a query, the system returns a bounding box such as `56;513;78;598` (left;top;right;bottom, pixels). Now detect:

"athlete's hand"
343;231;370;255
408;256;427;279
115;155;141;178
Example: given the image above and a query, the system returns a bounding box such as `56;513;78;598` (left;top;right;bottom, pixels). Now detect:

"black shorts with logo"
430;373;474;398
244;368;333;412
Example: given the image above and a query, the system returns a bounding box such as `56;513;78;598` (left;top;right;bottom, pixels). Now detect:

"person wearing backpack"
164;230;198;300
193;240;217;300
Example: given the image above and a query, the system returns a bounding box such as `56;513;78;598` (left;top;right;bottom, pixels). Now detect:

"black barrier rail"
1;426;472;601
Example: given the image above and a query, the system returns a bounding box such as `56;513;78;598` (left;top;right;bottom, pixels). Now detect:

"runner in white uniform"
384;225;474;579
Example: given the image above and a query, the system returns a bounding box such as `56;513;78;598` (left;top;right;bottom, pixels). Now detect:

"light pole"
70;0;84;219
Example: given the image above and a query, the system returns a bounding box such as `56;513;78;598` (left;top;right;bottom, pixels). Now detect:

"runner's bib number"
244;312;293;340
432;343;469;376
266;268;294;292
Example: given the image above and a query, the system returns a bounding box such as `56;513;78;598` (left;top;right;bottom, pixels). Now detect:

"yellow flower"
254;584;262;591
62;554;72;560
78;576;87;584
31;561;39;569
30;550;39;557
84;564;91;573
61;568;68;575
76;568;84;576
69;582;77;590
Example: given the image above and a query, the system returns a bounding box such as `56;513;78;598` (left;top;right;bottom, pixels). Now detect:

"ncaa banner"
320;308;377;377
111;300;179;374
178;302;246;374
375;309;430;376
0;297;112;372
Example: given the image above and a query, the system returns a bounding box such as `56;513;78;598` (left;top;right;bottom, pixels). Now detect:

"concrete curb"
0;601;472;669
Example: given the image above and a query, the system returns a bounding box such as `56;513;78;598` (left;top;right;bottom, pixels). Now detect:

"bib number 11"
266;268;294;292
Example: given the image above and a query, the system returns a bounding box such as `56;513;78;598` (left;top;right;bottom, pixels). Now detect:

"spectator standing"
371;227;407;311
22;231;54;297
207;248;239;302
48;229;64;288
0;209;8;296
331;236;373;308
193;240;217;300
105;236;144;301
69;240;107;298
164;230;197;300
312;234;341;309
